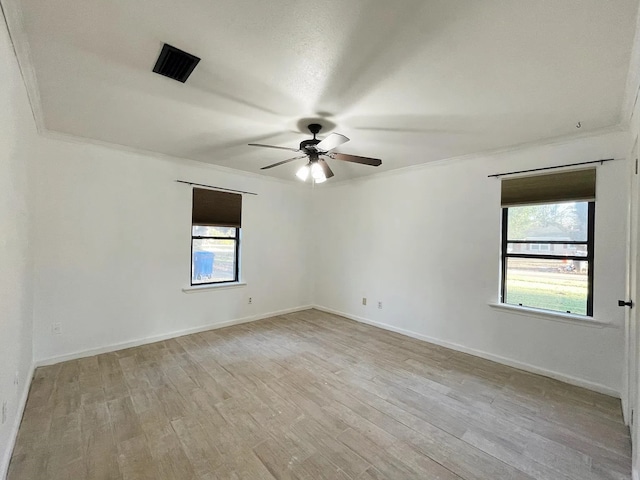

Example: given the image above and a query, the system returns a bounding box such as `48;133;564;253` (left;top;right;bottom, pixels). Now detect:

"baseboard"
1;363;34;480
313;305;620;398
35;305;313;367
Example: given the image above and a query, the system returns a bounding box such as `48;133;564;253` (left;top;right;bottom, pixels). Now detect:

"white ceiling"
10;0;640;181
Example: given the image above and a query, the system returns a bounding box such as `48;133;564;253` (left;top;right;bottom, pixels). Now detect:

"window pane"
192;225;236;237
506;243;588;257
504;257;588;315
192;239;236;283
506;202;588;241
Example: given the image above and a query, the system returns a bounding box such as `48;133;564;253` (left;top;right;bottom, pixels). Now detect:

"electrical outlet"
362;297;367;306
52;323;62;335
1;401;6;424
248;297;252;304
378;301;383;309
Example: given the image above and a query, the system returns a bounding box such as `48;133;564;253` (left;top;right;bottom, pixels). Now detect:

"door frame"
627;137;640;478
625;139;638;425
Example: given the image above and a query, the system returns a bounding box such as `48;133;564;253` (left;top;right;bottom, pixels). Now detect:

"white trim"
621;2;640;127
488;302;616;329
34;305;313;367
39;128;310;189
182;282;247;293
0;0;45;134
1;363;34;480
322;128;626;188
313;305;620;398
27;111;629;190
633;468;639;480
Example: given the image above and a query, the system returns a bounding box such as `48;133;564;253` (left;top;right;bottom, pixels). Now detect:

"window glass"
192;225;236;237
506;202;588;241
504;258;588;315
192;237;237;284
506;243;587;257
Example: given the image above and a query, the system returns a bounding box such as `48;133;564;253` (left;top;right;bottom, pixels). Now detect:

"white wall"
31;130;631;396
312;131;630;395
31;138;313;363
0;11;35;478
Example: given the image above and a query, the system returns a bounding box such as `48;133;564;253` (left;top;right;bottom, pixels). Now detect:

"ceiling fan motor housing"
299;138;320;151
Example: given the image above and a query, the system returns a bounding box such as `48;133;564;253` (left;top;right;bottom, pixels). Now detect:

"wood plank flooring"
8;309;631;479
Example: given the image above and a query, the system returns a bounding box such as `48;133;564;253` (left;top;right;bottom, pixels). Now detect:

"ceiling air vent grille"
153;44;200;83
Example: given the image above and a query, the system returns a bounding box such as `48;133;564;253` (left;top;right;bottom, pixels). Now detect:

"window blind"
192;188;242;227
501;168;596;207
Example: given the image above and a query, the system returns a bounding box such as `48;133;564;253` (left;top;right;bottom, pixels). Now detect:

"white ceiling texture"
7;0;640;181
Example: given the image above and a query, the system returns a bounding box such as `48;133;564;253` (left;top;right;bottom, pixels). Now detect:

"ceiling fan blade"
248;143;300;153
318;159;334;178
316;133;350;152
330;152;382;167
260;155;307;170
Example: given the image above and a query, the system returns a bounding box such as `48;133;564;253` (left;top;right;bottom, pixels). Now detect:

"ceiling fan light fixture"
311;162;324;180
296;164;310;181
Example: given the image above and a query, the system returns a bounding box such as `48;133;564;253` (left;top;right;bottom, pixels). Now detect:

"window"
500;169;596;316
191;188;242;285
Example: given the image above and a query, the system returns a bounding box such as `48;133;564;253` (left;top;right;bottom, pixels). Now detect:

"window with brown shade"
500;169;595;316
191;188;242;285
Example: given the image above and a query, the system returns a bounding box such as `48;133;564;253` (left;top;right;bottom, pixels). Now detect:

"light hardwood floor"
8;309;631;479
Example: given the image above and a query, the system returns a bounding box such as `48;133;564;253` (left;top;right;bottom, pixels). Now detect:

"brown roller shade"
192;188;242;227
501;168;596;207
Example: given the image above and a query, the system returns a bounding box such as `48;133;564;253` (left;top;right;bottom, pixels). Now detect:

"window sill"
488;302;616;328
182;282;246;293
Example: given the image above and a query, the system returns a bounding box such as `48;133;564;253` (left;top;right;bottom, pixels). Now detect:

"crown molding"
1;0;46;134
38;128;311;190
36;120;628;193
621;2;640;128
321;125;628;188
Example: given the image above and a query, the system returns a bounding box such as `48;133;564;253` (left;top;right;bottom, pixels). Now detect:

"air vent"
153;44;200;83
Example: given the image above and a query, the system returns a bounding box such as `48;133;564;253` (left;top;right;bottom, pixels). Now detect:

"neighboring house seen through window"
500;169;596;316
191;188;242;285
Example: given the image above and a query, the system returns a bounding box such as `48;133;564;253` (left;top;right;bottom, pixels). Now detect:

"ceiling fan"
248;124;382;183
